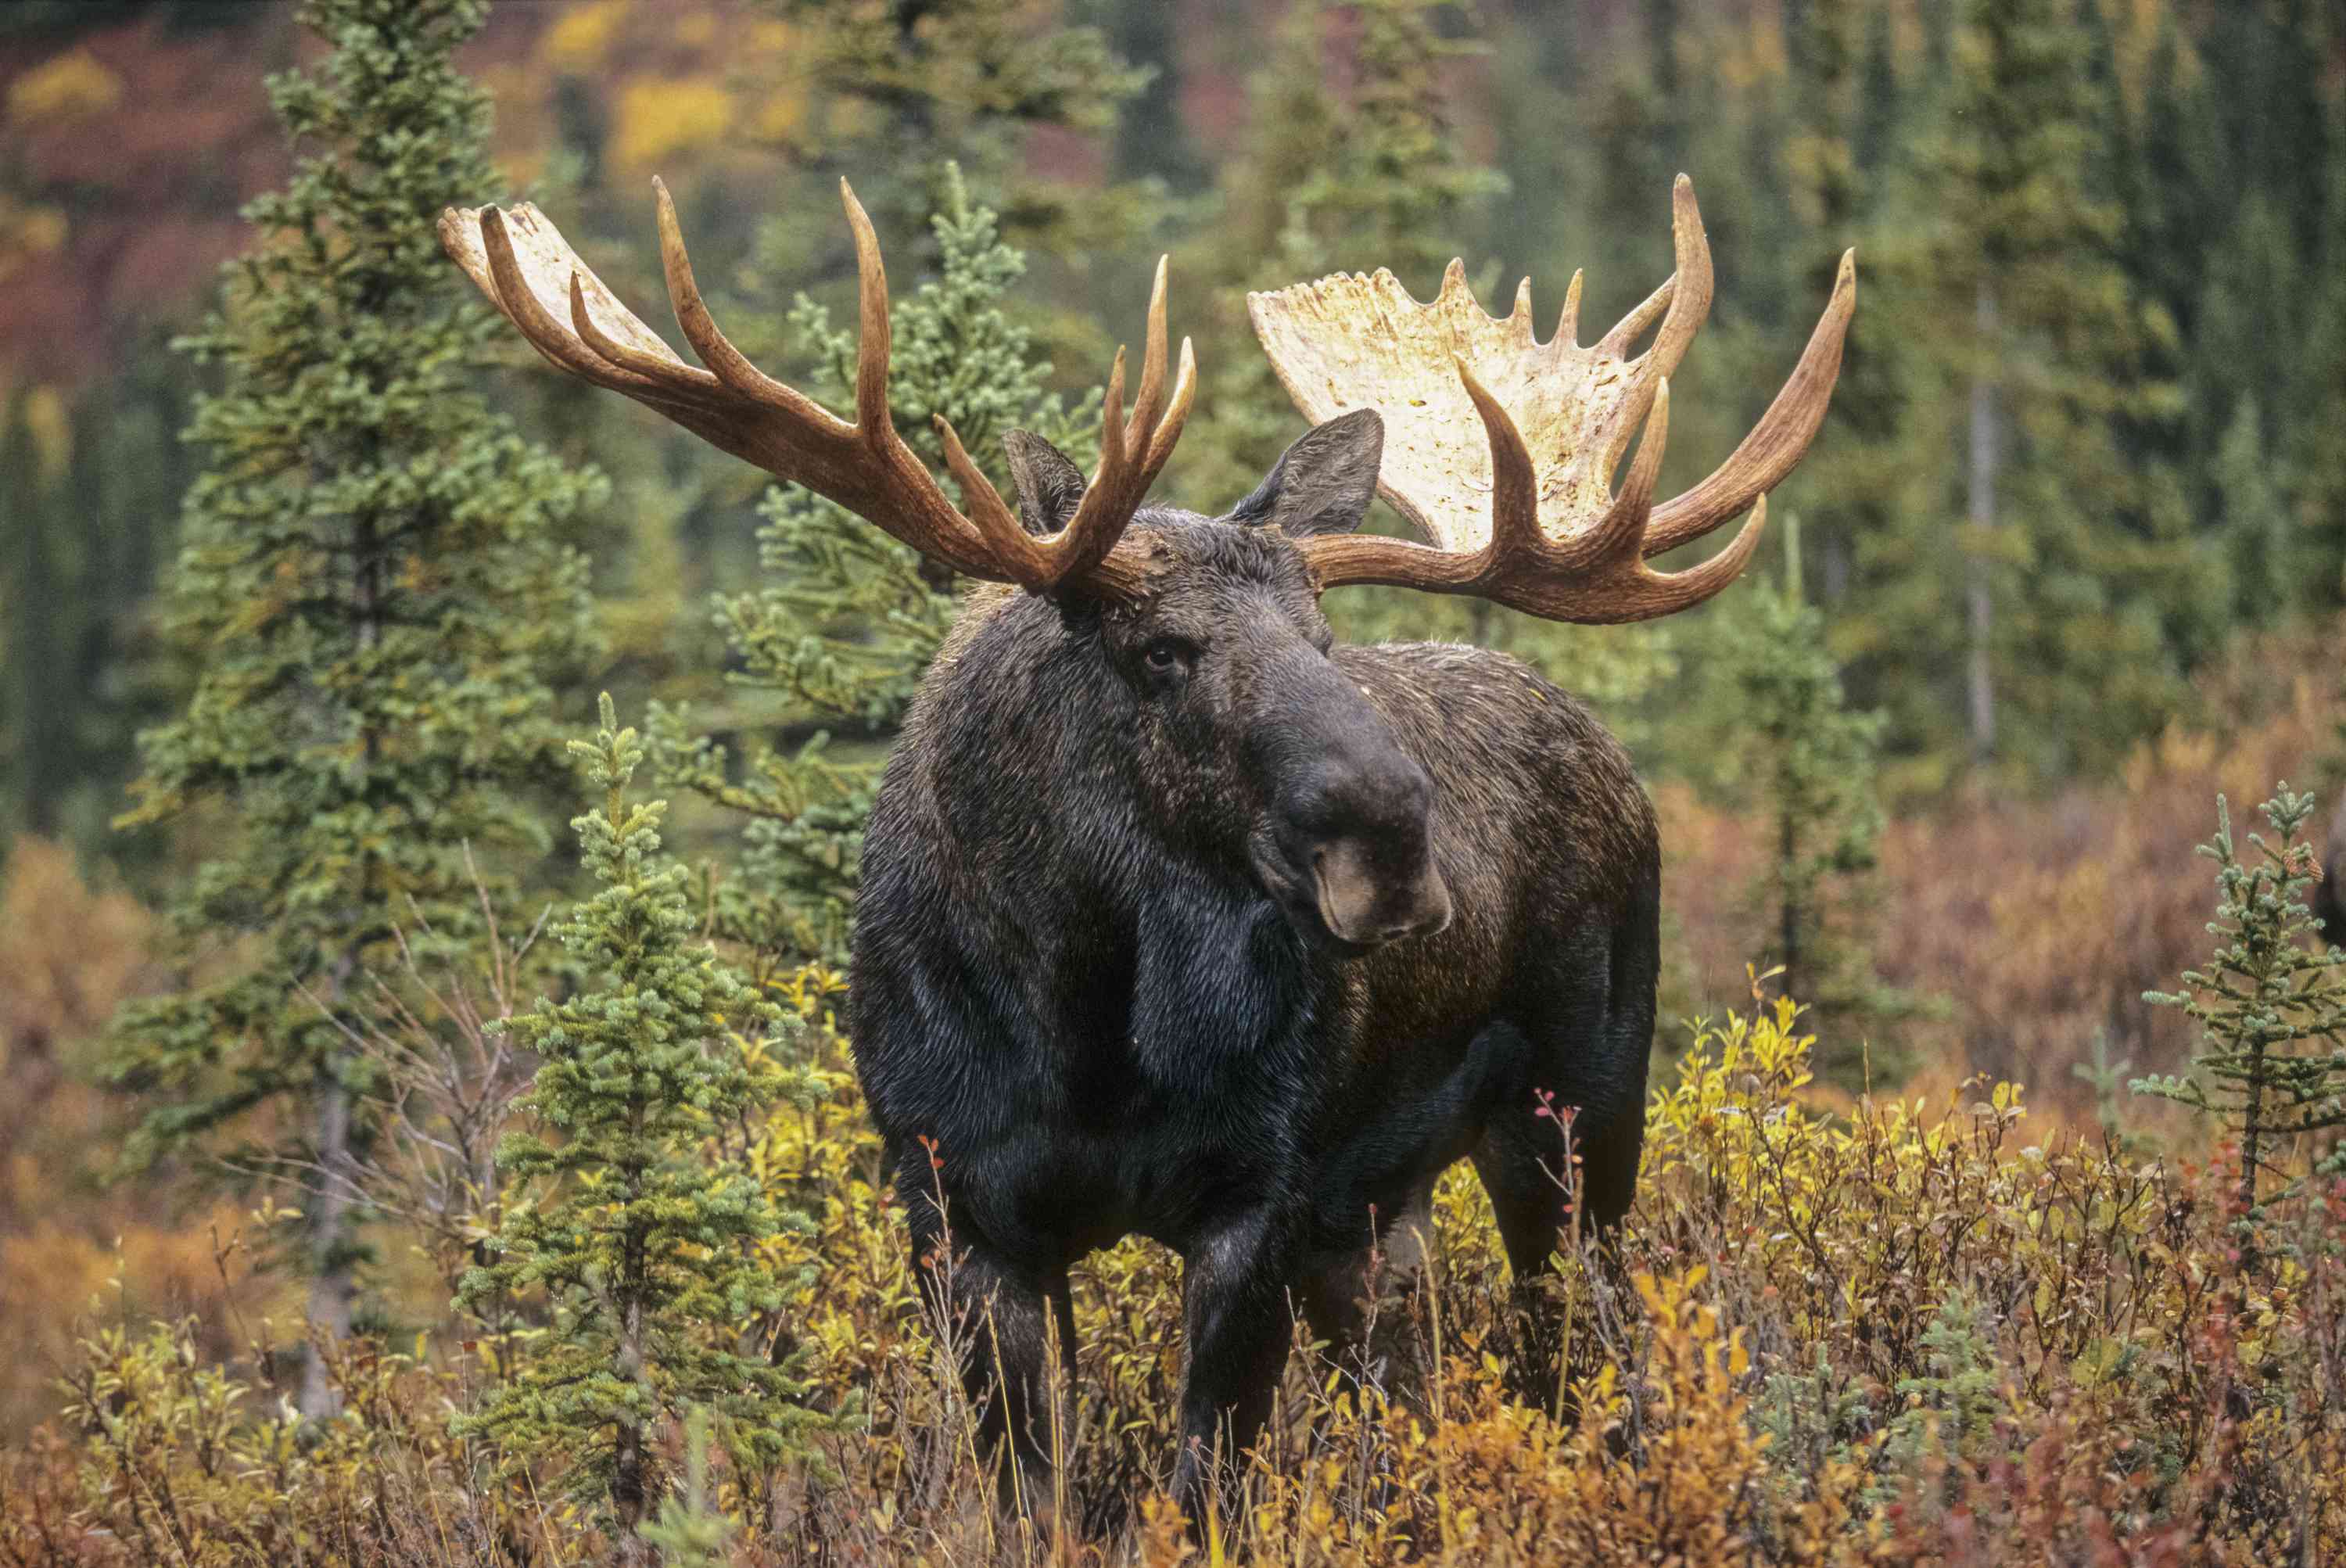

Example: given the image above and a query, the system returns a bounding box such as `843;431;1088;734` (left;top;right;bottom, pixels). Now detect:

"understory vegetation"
5;970;2343;1565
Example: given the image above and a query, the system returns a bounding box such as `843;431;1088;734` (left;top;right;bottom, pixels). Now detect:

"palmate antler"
1248;176;1856;623
439;180;1195;599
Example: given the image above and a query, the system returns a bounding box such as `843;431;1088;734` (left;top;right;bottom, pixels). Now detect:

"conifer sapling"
106;0;601;1417
2137;787;2346;1212
457;696;820;1538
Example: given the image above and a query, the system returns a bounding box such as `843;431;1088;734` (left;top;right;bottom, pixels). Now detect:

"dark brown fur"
849;418;1660;1523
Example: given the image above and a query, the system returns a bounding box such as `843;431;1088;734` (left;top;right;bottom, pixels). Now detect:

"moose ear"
1002;430;1087;536
1229;409;1385;538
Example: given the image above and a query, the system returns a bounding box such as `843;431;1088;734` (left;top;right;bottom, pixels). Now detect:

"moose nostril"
1378;910;1447;945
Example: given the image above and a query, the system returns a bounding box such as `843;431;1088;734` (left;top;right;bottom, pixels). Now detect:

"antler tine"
838;179;896;440
473;208;673;398
1649;177;1714;381
1642;247;1856;558
565;273;723;413
934;414;1037;569
1587;178;1711;496
1019;346;1142;591
1455;357;1541;572
1594;277;1675;361
654;179;825;424
448;175;1200;595
1638;492;1769;614
1146;336;1198;476
1562;376;1671;572
1123;257;1171;457
1098;346;1130;479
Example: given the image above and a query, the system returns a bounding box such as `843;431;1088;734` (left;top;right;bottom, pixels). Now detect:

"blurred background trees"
0;0;2342;1466
93;0;601;1416
9;0;2341;850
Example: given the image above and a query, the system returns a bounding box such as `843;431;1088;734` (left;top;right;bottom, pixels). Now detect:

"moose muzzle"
1310;830;1452;948
1269;741;1451;950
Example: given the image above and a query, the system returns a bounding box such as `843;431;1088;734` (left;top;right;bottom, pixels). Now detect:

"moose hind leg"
1298;1183;1436;1403
1472;1059;1651;1415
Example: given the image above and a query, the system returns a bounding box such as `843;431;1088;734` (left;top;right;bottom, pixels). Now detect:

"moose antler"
1248;176;1856;623
439;180;1195;599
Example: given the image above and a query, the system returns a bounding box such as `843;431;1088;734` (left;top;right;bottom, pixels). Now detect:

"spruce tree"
457;697;818;1543
1888;0;2190;780
2138;788;2346;1219
1179;0;1506;512
105;0;601;1416
642;0;1147;974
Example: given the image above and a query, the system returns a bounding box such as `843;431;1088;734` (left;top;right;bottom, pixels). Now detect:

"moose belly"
962;1029;1319;1263
951;1010;1507;1271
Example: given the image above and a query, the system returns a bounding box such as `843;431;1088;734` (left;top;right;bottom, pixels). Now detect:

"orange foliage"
1661;620;2344;1119
0;838;278;1436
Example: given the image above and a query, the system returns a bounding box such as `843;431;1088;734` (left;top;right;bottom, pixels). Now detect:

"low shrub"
8;978;2341;1565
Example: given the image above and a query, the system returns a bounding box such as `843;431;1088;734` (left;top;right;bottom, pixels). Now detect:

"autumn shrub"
9;971;2344;1566
0;839;285;1440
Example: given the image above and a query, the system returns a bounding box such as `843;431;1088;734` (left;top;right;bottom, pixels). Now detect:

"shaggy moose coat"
851;446;1661;1516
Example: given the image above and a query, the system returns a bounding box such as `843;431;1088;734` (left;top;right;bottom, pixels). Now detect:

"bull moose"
442;176;1853;1519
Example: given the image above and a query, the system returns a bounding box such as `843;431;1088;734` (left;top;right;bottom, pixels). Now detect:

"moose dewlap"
443;171;1853;1523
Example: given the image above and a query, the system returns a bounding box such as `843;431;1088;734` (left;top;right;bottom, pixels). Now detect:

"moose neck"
901;587;1333;1057
917;589;1257;906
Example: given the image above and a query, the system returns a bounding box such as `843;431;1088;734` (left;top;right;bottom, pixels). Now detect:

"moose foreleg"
1171;1211;1297;1528
904;1189;1072;1517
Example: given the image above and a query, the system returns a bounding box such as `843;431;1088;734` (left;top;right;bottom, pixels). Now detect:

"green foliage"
1878;1290;2007;1495
1178;0;1508;509
752;0;1149;245
100;0;601;1411
0;362;194;859
1852;0;2191;782
2136;787;2346;1210
648;167;1099;970
458;696;822;1529
637;1410;739;1568
1695;520;1914;1078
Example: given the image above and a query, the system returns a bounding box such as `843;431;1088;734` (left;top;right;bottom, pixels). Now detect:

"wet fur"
851;508;1660;1515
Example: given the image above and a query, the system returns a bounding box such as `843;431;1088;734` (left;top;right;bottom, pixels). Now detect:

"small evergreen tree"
1702;516;1910;1079
457;697;820;1542
2136;787;2346;1217
105;0;601;1416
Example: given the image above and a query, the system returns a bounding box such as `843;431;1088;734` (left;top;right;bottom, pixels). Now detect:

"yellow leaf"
8;49;121;124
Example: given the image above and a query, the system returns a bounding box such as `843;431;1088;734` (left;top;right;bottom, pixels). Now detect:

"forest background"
0;0;2343;1560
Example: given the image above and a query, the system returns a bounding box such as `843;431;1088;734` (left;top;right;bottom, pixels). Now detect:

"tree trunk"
302;490;380;1419
1965;280;1999;769
1780;806;1803;1004
299;1023;357;1419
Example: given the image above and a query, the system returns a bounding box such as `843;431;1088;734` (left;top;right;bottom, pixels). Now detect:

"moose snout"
1279;751;1451;949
